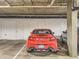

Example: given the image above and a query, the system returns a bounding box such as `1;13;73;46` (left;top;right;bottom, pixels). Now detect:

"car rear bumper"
27;47;58;52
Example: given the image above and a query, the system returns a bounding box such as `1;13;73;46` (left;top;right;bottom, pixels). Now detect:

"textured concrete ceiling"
0;0;67;15
0;0;66;6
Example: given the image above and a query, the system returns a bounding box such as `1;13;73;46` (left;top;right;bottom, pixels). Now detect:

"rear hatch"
29;34;55;44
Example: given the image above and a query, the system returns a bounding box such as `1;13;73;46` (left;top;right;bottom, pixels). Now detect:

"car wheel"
27;48;34;53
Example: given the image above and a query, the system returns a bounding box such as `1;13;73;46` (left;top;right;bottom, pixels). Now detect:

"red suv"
26;29;58;52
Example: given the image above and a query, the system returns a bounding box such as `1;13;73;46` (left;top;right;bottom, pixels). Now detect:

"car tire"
27;48;33;53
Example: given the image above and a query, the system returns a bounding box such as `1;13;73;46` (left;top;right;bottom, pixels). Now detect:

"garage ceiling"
0;0;66;6
0;0;67;15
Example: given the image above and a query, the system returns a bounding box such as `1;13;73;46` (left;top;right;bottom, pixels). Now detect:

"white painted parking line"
12;44;25;59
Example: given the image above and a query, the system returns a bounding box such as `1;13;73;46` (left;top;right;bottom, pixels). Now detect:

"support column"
67;0;78;57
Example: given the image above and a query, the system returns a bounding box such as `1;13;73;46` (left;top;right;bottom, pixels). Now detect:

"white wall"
0;18;67;40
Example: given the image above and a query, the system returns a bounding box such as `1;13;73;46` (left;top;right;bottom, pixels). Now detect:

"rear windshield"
32;29;52;34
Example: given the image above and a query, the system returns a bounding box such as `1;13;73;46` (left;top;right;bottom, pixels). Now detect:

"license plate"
38;45;44;48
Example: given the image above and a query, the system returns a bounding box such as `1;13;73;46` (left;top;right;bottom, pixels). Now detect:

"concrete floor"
0;40;78;59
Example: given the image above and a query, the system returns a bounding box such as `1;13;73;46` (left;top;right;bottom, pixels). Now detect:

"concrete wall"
0;18;67;40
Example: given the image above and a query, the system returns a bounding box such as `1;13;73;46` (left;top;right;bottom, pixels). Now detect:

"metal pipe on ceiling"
48;0;56;6
4;0;10;6
0;14;67;18
0;6;67;8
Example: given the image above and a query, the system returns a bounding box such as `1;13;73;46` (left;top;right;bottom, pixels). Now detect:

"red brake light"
49;37;55;41
29;37;33;40
30;37;33;40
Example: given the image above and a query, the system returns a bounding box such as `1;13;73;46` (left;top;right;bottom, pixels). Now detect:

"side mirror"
63;31;67;33
63;31;64;33
52;32;54;34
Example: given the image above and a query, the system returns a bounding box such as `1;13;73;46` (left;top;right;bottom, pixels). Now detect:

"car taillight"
30;37;33;40
29;37;37;40
29;37;33;40
49;37;55;41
